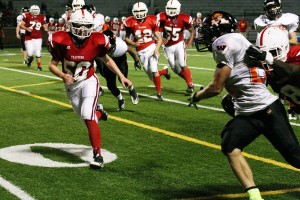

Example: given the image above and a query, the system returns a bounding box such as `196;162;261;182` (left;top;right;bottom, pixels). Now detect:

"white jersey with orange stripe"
212;33;278;115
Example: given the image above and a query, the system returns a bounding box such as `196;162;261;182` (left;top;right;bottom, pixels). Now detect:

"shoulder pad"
147;15;156;21
51;31;73;45
124;16;135;27
90;32;109;46
279;13;299;25
157;12;167;21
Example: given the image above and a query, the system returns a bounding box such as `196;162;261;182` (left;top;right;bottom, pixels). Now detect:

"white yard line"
1;66;300;128
0;176;35;200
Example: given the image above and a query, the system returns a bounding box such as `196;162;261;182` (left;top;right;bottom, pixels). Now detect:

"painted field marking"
181;187;300;199
0;175;35;200
0;83;299;173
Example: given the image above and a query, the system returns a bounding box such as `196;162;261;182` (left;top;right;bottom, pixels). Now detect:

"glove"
188;93;199;109
134;60;142;70
246;46;274;65
187;86;204;109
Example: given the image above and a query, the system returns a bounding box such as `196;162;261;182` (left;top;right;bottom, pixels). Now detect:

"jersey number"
249;67;266;84
134;29;152;43
164;26;181;41
29;21;42;30
64;60;91;82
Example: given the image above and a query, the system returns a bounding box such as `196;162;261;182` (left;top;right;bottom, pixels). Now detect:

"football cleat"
134;60;142;70
157;94;164;101
163;66;171;80
27;56;34;67
90;154;104;169
129;88;139;105
186;84;194;93
288;109;297;120
23;60;27;65
99;87;105;96
37;67;42;71
118;98;125;111
96;103;108;121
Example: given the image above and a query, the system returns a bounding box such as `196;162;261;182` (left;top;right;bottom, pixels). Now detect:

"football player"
104;16;112;30
193;12;203;39
48;9;133;169
254;0;299;119
157;0;195;94
119;16;127;40
16;7;29;64
254;0;299;45
19;5;48;71
246;26;300;118
95;30;141;110
191;11;300;200
47;17;56;35
61;6;72;31
56;18;65;31
72;0;85;11
111;17;120;37
124;2;170;101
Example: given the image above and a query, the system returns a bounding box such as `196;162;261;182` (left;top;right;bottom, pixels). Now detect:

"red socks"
158;68;167;76
153;75;162;94
85;120;101;155
179;67;193;86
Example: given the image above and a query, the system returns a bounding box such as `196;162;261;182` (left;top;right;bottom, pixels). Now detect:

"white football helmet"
132;2;148;20
58;18;64;24
105;16;111;22
49;17;55;24
257;26;289;62
30;5;40;16
196;12;202;18
72;0;85;11
113;17;119;23
121;16;126;21
69;9;94;39
165;0;181;17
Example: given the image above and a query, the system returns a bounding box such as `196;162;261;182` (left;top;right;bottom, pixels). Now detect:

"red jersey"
48;31;110;82
119;21;126;31
56;23;65;31
22;12;46;40
124;15;158;51
268;45;300;113
287;45;300;65
157;12;193;46
192;17;203;28
110;21;120;35
47;22;56;32
238;19;248;32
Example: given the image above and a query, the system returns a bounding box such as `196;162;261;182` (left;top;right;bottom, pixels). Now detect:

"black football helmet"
264;0;282;20
195;11;237;52
21;6;29;13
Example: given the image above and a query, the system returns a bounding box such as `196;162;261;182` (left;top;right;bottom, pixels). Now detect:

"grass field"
0;47;300;200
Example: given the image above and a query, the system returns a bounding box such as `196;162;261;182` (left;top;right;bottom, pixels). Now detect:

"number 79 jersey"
124;15;158;51
212;33;278;115
22;12;46;40
48;31;110;83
